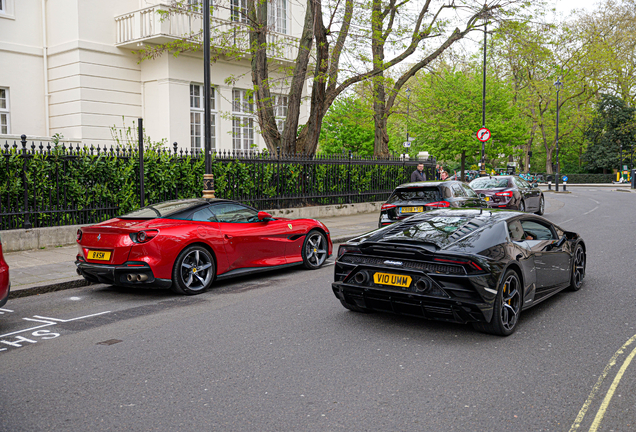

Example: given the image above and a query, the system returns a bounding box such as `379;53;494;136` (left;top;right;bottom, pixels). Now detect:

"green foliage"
583;94;636;173
318;96;375;156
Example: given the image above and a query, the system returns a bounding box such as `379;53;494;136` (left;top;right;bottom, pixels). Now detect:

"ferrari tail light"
338;244;362;258
77;229;83;241
131;230;159;244
381;203;397;211
424;201;450;208
495;191;513;197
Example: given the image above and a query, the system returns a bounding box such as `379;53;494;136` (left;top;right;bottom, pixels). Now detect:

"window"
190;84;216;152
452;184;466;197
0;88;9;134
268;0;287;33
231;0;248;23
273;94;288;133
461;184;478;198
520;220;555;240
211;203;258;223
0;0;4;13
232;89;254;151
192;206;216;222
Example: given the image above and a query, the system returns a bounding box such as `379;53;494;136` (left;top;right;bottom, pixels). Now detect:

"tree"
139;0;522;155
400;66;527;178
318;95;375;156
583;94;636;173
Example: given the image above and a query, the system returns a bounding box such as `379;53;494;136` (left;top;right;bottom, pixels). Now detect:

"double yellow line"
569;333;636;431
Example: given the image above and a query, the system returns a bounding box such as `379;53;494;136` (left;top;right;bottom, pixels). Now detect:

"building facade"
0;0;307;151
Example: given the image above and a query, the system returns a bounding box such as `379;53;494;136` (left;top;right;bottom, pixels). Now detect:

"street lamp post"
202;0;215;199
405;87;411;161
554;77;563;192
480;5;488;176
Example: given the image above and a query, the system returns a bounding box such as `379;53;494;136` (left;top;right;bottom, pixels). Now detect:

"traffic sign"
563;176;568;182
476;127;491;142
403;141;411;148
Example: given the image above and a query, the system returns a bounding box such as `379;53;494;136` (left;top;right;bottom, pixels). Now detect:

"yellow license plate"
400;206;424;213
88;250;111;261
484;197;490;201
373;272;412;288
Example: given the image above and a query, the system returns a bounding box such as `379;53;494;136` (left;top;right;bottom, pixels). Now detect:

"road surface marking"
0;308;14;313
584;206;599;215
569;333;636;431
589;343;636;431
588;198;600;205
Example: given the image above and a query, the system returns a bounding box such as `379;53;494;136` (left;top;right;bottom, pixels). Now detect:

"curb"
7;232;372;299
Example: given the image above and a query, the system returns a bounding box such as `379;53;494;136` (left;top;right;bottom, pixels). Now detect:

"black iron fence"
1;135;436;230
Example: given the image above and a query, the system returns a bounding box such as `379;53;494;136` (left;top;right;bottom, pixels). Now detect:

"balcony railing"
115;4;299;62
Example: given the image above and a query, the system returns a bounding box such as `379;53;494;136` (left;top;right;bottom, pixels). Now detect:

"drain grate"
97;339;123;346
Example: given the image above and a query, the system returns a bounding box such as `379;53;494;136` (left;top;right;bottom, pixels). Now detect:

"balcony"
115;4;300;62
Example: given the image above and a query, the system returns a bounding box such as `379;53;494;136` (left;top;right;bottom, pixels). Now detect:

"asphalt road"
1;188;635;432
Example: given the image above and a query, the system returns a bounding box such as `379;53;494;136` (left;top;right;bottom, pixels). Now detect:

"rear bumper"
75;259;172;289
333;281;493;324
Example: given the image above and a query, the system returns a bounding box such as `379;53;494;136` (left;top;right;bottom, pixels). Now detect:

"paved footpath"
4;212;381;298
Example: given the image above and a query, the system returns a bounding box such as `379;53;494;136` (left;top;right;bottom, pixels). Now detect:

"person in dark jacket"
410;163;427;182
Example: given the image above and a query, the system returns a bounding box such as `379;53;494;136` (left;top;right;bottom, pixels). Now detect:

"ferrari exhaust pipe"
136;274;148;282
126;274;135;282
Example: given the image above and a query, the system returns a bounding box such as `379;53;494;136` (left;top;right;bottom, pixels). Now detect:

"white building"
0;0;307;152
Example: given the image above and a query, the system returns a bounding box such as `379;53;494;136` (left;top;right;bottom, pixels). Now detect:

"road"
0;188;635;432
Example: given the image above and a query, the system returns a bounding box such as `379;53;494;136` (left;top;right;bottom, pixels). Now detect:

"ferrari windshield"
470;177;510;189
119;199;205;219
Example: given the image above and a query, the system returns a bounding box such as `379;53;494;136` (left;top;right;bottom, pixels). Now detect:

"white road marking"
69;297;82;301
584;206;599;215
0;311;111;340
560;219;573;225
589;198;600;205
0;308;14;313
33;311;110;322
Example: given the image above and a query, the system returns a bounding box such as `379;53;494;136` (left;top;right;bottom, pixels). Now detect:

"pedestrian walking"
410;163;427;182
435;164;441;180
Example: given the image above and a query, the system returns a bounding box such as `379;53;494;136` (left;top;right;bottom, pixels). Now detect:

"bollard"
632;169;636;189
548;181;552;191
563;181;567;192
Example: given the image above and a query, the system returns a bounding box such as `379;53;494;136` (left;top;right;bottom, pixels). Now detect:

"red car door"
211;202;288;270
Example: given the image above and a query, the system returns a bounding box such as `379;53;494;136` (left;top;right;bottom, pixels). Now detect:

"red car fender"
277;218;333;262
127;222;228;279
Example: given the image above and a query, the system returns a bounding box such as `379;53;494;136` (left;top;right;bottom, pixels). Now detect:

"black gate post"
347;150;352;204
21;134;32;229
138;118;145;207
276;147;281;208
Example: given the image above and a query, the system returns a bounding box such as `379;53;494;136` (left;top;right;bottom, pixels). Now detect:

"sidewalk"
5;212;381;299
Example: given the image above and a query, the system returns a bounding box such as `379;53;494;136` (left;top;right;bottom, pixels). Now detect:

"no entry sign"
476;127;491;142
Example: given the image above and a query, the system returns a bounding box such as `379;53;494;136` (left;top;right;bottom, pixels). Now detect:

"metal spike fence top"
1;137;440;230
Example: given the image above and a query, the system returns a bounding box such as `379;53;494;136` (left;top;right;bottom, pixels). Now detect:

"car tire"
472;269;522;336
302;230;328;270
518;200;525;212
535;195;545;215
568;244;586;291
170;245;215;295
340;298;370;313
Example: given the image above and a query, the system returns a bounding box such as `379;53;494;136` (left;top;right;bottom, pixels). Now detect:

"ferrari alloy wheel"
535;196;545;215
302;230;328;270
171;246;215;295
568;244;586;291
473;269;522;336
518;200;525;212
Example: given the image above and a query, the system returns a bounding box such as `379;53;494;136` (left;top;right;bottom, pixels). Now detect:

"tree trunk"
545;149;553;174
371;0;389;157
249;0;279;153
280;0;314;154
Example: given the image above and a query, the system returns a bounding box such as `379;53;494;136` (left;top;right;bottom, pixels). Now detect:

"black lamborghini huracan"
332;209;586;336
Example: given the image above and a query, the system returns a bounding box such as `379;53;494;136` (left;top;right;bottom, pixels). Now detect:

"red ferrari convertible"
75;199;332;295
0;233;9;308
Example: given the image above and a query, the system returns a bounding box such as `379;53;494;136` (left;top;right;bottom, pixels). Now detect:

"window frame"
0;87;10;135
210;202;259;223
231;0;248;23
190;83;217;152
268;0;287;34
232;89;255;152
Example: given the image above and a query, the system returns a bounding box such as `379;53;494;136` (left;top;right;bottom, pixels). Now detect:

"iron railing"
0;136;436;230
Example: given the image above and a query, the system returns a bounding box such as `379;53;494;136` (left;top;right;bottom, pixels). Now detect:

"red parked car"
76;199;333;295
0;233;9;308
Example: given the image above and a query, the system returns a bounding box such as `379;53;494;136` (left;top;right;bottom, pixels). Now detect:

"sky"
554;0;598;16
